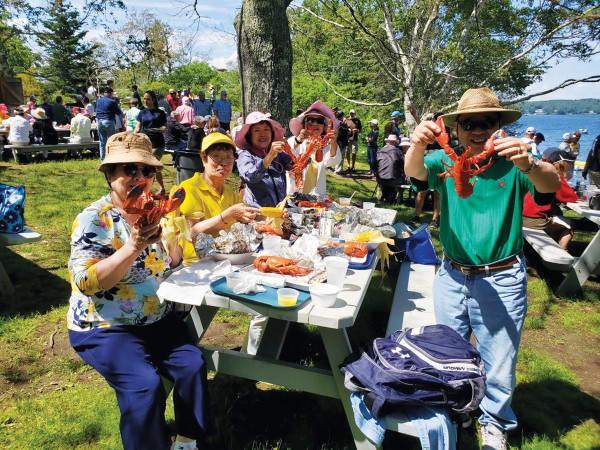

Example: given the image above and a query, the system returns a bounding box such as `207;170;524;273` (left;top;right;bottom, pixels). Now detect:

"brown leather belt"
443;251;524;276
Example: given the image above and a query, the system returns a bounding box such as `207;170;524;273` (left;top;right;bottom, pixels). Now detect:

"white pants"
242;314;269;355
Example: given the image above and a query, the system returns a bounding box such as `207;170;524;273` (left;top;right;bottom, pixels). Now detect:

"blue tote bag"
0;183;26;233
393;223;440;265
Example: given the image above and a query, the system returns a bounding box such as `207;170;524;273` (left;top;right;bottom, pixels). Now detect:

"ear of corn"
260;207;284;218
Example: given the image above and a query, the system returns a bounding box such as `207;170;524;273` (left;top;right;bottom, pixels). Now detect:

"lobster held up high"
122;183;186;228
435;117;506;199
284;121;334;191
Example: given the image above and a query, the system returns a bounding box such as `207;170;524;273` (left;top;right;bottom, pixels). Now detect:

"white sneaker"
481;424;508;450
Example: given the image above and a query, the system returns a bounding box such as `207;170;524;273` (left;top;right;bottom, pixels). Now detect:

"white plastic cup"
339;197;351;206
262;235;282;250
363;202;375;210
324;256;349;289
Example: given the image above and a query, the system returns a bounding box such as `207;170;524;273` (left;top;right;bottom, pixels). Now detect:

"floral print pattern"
67;194;172;331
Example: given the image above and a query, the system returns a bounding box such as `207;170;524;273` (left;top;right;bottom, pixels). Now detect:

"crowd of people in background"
3;82;599;241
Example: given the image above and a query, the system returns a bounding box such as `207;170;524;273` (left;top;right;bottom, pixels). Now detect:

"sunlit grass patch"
0;382;122;449
524;278;554;330
559;300;600;333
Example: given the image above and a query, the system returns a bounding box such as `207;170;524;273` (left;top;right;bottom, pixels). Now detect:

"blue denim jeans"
97;119;116;160
433;257;527;431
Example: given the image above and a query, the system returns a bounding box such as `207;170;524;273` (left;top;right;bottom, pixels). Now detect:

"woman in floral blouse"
67;132;206;450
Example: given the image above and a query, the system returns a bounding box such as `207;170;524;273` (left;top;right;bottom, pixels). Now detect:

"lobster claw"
435;116;449;148
123;182;149;214
483;129;506;154
163;187;186;215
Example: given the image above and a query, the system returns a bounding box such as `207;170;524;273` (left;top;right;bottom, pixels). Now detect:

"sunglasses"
456;118;499;131
121;163;157;178
208;154;235;165
305;117;325;126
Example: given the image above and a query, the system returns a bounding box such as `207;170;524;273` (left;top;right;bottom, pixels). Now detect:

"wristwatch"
521;156;540;175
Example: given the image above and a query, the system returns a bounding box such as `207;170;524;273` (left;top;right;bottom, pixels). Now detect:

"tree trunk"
235;0;293;128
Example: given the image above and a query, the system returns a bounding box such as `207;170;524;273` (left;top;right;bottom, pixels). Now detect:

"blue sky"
46;0;600;100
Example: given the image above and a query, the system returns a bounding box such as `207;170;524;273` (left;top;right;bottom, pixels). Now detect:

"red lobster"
123;183;186;228
253;256;312;276
435;117;506;199
284;121;334;191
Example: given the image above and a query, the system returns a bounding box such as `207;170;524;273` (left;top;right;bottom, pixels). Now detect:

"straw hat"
234;111;285;151
31;107;47;120
99;132;164;172
201;132;236;154
289;100;337;136
440;87;521;127
384;134;399;144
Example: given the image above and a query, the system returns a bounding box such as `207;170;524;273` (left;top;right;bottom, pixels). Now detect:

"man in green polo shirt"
405;87;560;450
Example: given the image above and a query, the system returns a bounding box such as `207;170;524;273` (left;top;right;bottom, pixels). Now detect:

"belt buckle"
459;265;478;276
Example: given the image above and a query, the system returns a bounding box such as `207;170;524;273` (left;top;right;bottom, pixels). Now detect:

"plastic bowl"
309;283;340;308
213;252;255;265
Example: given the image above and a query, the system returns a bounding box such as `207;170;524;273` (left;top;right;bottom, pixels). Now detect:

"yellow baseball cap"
201;132;236;154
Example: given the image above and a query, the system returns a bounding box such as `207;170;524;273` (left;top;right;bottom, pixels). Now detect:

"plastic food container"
225;272;247;289
309;283;340;308
277;288;300;306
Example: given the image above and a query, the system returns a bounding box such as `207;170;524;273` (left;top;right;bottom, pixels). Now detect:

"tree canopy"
289;0;600;130
36;1;96;96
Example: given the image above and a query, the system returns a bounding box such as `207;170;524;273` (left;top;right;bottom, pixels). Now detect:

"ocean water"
507;114;600;186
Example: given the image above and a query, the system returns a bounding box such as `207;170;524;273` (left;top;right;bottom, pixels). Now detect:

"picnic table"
556;201;600;295
158;208;406;449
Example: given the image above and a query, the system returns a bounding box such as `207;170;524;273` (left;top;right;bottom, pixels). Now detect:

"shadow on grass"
0;246;69;315
513;379;600;444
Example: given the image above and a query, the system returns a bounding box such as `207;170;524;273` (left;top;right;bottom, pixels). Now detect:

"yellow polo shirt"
174;173;240;266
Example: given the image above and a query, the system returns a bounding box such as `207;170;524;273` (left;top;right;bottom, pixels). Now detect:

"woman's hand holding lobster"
128;220;162;253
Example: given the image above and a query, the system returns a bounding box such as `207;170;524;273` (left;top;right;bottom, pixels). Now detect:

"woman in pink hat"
235;111;294;208
286;100;341;196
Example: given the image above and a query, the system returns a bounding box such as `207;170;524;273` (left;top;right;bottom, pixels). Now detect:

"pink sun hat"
289;100;337;136
234;111;286;151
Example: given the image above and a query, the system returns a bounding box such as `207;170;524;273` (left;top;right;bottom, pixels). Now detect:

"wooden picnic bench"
522;227;575;272
2;142;99;163
0;227;42;299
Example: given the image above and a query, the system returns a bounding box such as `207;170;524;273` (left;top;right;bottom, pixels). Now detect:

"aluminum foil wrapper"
194;233;215;260
213;223;262;254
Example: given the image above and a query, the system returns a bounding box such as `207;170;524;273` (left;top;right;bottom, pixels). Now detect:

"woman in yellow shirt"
176;132;260;266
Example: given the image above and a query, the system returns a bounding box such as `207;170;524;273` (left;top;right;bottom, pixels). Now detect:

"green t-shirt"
424;151;535;265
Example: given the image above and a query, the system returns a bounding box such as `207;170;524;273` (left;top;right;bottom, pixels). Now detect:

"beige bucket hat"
441;87;521;127
99;132;164;172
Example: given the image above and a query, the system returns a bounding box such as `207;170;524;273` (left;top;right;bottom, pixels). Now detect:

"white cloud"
208;52;238;70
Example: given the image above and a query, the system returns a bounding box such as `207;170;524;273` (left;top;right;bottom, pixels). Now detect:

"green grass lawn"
0;150;599;449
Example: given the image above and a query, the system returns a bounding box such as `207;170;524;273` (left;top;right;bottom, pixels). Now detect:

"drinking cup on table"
324;256;349;289
262;235;282;250
277;288;299;306
339;197;351;206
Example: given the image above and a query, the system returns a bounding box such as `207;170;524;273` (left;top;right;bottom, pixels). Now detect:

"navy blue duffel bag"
340;324;486;419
